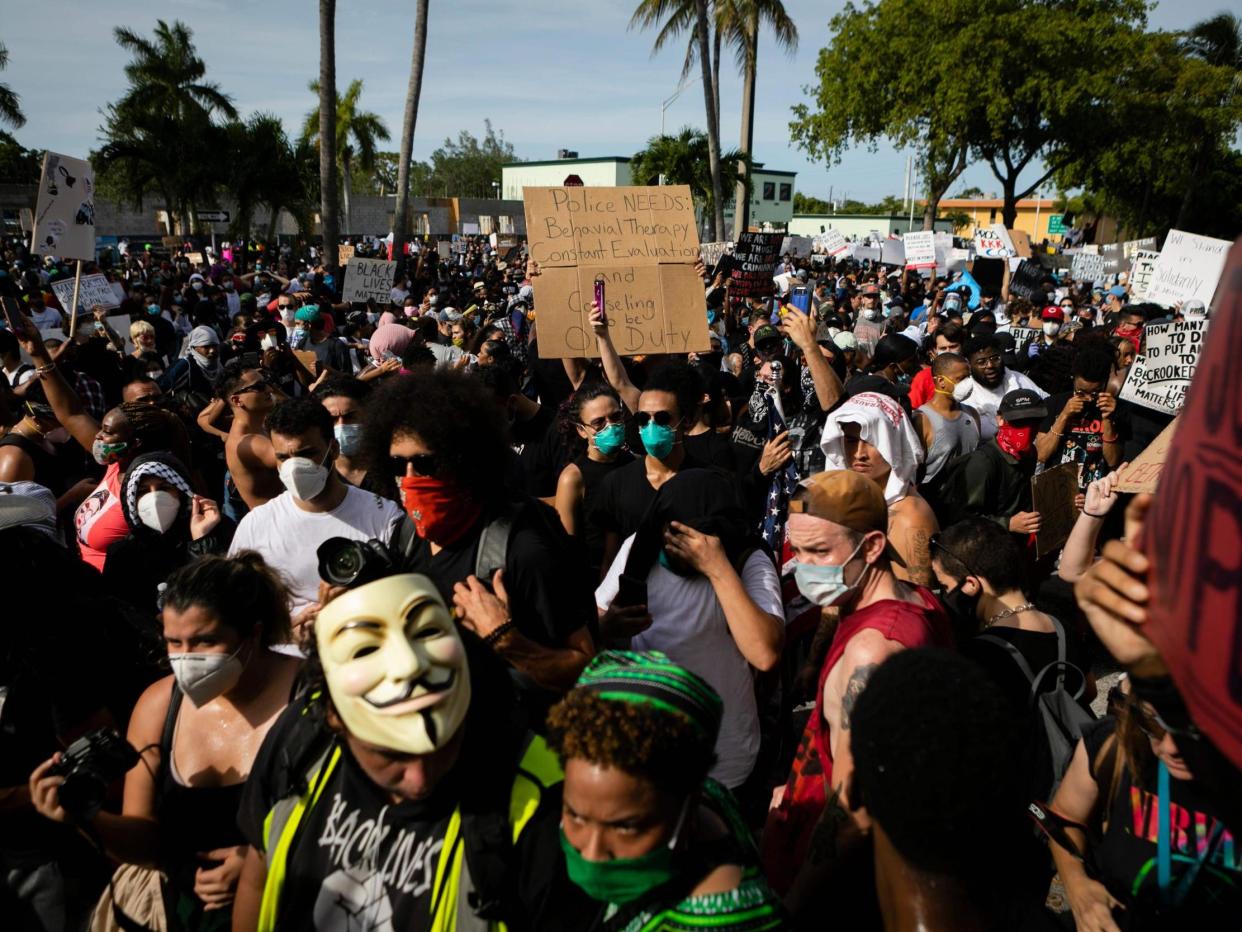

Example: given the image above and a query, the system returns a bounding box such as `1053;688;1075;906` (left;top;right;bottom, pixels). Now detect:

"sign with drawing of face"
32;152;96;261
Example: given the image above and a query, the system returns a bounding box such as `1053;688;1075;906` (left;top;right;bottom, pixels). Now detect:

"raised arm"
780;306;844;413
589;302;641;413
11;314;99;452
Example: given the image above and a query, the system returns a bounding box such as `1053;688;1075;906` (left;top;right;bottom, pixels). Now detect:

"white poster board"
973;225;1015;259
880;239;905;266
820;229;851;257
1118;319;1208;413
1129;249;1160;300
32;152;96;261
50;273;120;313
342;258;398;304
1145;230;1231;309
903;231;936;270
780;235;814;257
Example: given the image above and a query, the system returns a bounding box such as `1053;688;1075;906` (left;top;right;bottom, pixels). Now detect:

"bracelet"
1102;435;1120;443
1082;510;1108;519
483;619;516;647
35;362;56;375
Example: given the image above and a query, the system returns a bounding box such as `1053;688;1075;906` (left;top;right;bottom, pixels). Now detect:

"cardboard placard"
1008;260;1045;301
293;349;319;374
1145;229;1231;308
338;244;355;266
32;152;96;261
342;258;398;304
699;241;733;268
50;273;119;312
186;252;204;267
1113;417;1179;493
1117;319;1208;413
728;231;784;298
523;185;708;358
1007;228;1032;258
974;225;1015;259
903;231;936;270
1129;249;1160;300
1031;461;1080;558
880;239;905;266
161;235;181;248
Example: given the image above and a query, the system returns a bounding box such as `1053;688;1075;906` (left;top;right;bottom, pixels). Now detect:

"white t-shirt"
596;535;784;789
30;307;63;331
964;368;1048;440
229;486;404;614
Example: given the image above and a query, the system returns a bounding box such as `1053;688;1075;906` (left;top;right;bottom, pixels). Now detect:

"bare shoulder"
689;863;746;897
130;674;175;744
556;461;583;493
892;489;938;527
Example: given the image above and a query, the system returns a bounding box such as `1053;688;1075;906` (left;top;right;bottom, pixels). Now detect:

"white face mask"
168;640;247;707
1043;321;1061;337
259;333;279;352
863;308;880;321
427;295;439;306
137;490;180;533
952;375;975;403
278;447;331;501
192;281;203;291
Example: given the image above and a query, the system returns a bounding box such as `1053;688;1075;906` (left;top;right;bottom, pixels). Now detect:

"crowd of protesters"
0;225;1236;932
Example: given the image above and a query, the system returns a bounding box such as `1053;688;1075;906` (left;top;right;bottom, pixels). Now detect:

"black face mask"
942;581;982;639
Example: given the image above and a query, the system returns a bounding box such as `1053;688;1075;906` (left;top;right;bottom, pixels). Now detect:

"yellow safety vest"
257;734;563;932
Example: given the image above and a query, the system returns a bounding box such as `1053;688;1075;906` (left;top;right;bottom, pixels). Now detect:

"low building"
788;213;953;239
937;197;1071;243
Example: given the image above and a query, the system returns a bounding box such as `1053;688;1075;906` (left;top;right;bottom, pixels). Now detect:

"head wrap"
186;325;222;382
820;391;923;506
122;453;194;532
188;325;220;348
0;481;59;541
575;650;722;744
368;323;415;361
294;304;321;324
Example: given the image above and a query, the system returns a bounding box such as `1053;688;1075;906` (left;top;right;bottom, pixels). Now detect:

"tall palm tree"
630;0;721;130
304;79;390;237
113;22;236;128
0;42;25;128
727;1;797;239
693;0;726;241
318;0;340;271
392;0;430;266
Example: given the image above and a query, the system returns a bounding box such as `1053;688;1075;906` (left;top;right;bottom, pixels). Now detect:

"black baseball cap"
754;324;782;347
998;389;1047;422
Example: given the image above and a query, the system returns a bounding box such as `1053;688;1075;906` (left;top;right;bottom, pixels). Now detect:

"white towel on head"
820;392;923;506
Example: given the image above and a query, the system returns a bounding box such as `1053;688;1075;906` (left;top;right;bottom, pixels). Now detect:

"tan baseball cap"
789;470;887;534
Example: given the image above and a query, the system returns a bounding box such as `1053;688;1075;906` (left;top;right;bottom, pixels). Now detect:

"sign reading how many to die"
1118;319;1208;414
524;185;709;359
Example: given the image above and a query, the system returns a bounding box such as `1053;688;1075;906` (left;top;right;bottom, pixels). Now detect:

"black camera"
317;537;398;589
48;728;140;821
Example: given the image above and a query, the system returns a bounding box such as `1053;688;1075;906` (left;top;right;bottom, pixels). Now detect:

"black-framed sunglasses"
581;411;625;432
389;453;440;478
929;533;982;581
232;382;269;398
633;411;678;429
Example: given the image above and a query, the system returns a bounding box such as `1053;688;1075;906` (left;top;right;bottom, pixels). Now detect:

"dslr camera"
317;537;400;589
48;728;140;821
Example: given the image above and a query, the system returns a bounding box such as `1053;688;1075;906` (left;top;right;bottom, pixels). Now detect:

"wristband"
1082;510;1108;519
35;362;56;375
483;619;516;647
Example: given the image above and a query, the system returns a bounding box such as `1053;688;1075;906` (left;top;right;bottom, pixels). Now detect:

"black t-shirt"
683;430;737;472
512;405;561;498
1039;392;1130;489
589;452;708;542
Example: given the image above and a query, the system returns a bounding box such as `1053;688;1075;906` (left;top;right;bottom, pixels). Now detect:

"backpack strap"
476;507;516;581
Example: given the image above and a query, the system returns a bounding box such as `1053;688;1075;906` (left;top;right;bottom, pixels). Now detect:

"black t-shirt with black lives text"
1039;392;1129;489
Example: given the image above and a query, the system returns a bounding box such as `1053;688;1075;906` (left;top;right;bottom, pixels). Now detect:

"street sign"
198;210;230;223
562;175;584;187
1047;214;1065;235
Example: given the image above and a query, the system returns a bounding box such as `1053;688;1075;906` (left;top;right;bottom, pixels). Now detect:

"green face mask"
560;830;677;904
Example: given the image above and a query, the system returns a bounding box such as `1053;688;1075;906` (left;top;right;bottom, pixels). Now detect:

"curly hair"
557;382;621;457
546;690;714;799
162;551;293;646
359;368;510;503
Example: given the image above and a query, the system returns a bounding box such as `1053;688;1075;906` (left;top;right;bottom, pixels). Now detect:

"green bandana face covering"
560;831;677;904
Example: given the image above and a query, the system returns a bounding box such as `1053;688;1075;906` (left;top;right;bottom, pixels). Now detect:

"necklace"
984;602;1036;629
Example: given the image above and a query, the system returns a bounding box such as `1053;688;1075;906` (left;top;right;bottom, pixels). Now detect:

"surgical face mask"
334;423;363;457
278;446;331;501
1043;321;1061;337
92;437;129;466
863;308;880;321
137;490;180;533
639;421;677;460
192;281;203;291
169;640;247;707
289;328;309;349
147;303;161;316
951;375;974;403
427;295;439;306
793;537;869;607
316;575;471;755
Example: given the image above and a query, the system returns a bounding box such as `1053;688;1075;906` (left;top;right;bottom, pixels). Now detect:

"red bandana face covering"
996;423;1035;458
400;475;482;546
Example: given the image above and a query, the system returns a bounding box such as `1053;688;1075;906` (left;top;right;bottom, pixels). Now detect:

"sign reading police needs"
50;273;119;313
1118;319;1208;413
1145;229;1231;308
523;185;709;359
903;231;936;270
32;152;96;261
974;226;1015;259
728;231;784;298
342;258;397;303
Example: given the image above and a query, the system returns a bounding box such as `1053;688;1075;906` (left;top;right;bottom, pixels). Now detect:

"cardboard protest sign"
1141;236;1242;770
1008;260;1045;301
1070;251;1105;286
1008;326;1041;358
819;229;851;257
50;274;119;312
1128;249;1160;299
727;231;784;298
880;239;905;267
161;235;181;248
699;241;733;268
780;235;814;257
1117;318;1207;413
903;231;936;270
338;244;355;266
1031;461;1080;558
294;350;319;374
186;252;204;267
1145;229;1230;308
523;185;709;358
974;226;1015;259
1113;417;1178;494
32;152;96;261
1007;229;1032;258
342;258;397;304
946;248;972;274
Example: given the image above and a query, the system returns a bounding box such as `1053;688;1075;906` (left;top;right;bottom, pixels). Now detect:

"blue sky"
1;0;1228;203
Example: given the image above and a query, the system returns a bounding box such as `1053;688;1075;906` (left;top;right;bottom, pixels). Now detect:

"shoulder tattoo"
840;663;878;731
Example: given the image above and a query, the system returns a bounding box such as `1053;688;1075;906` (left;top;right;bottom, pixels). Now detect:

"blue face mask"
707;308;718;325
323;275;335;288
793;537;869;607
592;423;626;457
147;303;161;315
639;421;677;460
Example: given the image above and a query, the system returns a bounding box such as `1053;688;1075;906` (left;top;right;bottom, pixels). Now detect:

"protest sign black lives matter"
1118;318;1207;413
728;232;783;298
342;258;397;303
524;185;709;359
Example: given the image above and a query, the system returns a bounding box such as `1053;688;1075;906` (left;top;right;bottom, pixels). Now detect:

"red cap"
1040;305;1065;322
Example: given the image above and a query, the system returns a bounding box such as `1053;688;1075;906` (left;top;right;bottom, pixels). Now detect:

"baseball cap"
472;281;486;292
833;331;859;351
1182;298;1208;319
753;324;781;347
861;283;881;296
789;470;887;534
998;389;1048;422
1040;306;1065;322
1108;286;1127;298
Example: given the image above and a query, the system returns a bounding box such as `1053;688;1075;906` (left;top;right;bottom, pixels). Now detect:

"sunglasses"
389;452;440;478
581;411;625;432
633;411;678;429
232;382;268;397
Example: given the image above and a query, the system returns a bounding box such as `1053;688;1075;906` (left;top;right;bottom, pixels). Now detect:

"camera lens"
320;540;364;586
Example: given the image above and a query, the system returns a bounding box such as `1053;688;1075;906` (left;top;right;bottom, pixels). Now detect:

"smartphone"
790;286;811;313
594;275;607;323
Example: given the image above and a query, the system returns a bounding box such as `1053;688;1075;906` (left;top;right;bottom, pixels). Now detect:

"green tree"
304;78;390;236
0;41;25;129
629;127;750;236
423;121;515;197
0;131;39;183
629;1;722;138
223;114;308;239
392;0;430;261
793;192;832;213
95;20;236;232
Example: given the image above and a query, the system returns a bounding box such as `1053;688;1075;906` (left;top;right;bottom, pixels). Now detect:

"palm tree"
225;114;307;240
392;0;430;266
0;42;25;128
304;79;389;237
630;127;751;237
630;0;721;131
726;1;797;239
318;0;340;270
693;1;725;241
